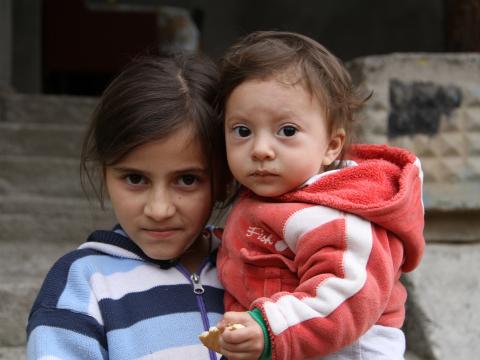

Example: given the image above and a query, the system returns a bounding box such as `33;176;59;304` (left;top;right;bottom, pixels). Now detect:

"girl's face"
225;77;344;197
105;126;213;261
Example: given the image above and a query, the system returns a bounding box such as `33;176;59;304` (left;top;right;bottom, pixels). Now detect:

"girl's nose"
251;136;275;161
144;187;176;221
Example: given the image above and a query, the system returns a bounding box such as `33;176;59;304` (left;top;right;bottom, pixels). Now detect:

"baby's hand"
217;311;264;360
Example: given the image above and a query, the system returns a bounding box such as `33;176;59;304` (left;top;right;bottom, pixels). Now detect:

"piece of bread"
199;323;245;354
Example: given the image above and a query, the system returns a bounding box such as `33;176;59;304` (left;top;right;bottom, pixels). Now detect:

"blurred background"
1;1;479;359
1;0;479;96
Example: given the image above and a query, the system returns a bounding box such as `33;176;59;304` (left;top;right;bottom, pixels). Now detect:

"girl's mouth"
144;228;180;240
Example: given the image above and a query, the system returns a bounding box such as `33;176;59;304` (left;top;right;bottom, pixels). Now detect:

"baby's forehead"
267;71;328;106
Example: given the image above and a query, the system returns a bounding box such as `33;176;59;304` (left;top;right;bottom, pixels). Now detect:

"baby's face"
225;77;344;197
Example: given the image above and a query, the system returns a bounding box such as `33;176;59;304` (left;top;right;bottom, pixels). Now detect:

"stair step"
0;239;84;347
1;92;96;124
0;346;26;359
0;195;114;347
0;122;85;158
0;195;115;243
0;155;85;198
0;92;99;349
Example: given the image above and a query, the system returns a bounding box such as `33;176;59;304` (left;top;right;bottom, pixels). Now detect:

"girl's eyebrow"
173;166;208;174
111;165;208;175
109;165;144;173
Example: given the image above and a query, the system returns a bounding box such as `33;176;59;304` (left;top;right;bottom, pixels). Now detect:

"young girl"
26;53;231;359
213;31;425;360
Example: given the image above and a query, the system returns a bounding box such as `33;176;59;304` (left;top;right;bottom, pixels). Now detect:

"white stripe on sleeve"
267;206;373;335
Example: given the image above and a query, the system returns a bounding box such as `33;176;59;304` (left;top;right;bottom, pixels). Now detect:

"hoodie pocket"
240;248;298;297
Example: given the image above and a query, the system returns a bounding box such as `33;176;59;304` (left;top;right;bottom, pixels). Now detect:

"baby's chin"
248;184;295;198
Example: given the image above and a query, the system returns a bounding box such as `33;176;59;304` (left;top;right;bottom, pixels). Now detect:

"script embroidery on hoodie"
246;226;273;245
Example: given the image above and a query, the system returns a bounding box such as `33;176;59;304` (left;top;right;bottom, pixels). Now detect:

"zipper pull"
190;273;205;294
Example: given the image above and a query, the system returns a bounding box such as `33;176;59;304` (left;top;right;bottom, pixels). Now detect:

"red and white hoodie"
217;144;425;359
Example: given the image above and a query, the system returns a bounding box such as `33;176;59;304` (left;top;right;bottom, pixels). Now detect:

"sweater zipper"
177;261;218;360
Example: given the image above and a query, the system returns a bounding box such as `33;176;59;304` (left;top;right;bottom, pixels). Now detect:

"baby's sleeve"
252;208;400;359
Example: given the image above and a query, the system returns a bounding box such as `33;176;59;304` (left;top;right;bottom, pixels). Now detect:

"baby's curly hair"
218;30;370;162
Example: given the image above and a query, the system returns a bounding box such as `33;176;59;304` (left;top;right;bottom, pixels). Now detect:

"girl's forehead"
117;126;207;167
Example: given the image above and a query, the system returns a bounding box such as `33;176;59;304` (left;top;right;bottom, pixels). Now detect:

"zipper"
191;273;205;294
177;260;218;360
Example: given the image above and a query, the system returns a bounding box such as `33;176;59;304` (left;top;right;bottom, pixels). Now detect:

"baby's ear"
322;128;346;166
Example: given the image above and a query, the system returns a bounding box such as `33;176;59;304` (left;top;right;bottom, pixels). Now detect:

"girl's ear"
322;128;346;166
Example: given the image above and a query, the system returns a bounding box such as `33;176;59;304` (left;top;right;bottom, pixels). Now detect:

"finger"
221;326;252;344
222;311;250;323
220;349;258;360
220;332;263;353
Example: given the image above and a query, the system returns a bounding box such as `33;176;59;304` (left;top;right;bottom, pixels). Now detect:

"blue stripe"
57;254;145;314
29;248;101;315
27;326;107;359
27;307;106;350
101;285;224;330
107;311;221;359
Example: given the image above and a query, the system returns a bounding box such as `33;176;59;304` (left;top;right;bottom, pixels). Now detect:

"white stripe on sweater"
267;206;373;335
78;242;143;260
283;206;343;253
90;265;188;301
413;157;424;213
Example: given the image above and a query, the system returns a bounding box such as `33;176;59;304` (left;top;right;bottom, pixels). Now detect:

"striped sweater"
27;227;224;360
218;144;425;359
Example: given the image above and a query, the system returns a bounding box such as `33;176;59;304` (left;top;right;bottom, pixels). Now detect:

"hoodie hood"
279;144;425;271
79;226;220;269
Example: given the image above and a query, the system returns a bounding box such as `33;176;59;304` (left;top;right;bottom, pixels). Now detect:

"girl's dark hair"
80;52;230;208
218;31;370;161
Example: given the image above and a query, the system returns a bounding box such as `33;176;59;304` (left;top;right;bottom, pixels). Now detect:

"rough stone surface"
404;243;480;360
348;53;480;212
0;347;26;360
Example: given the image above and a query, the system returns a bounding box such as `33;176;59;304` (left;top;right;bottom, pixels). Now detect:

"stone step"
0;122;85;158
1;92;96;124
0;347;26;359
0;194;114;347
0;194;115;244
0;239;83;347
0;155;84;198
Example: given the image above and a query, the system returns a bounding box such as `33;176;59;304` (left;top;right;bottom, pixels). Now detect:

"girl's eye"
278;125;297;137
178;174;199;187
233;125;251;138
125;174;147;185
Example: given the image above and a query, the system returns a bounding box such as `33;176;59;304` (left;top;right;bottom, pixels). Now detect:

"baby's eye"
125;174;147;185
233;125;251;138
178;174;199;187
278;125;297;137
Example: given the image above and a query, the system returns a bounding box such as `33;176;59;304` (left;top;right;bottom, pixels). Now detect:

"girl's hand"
218;311;264;360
